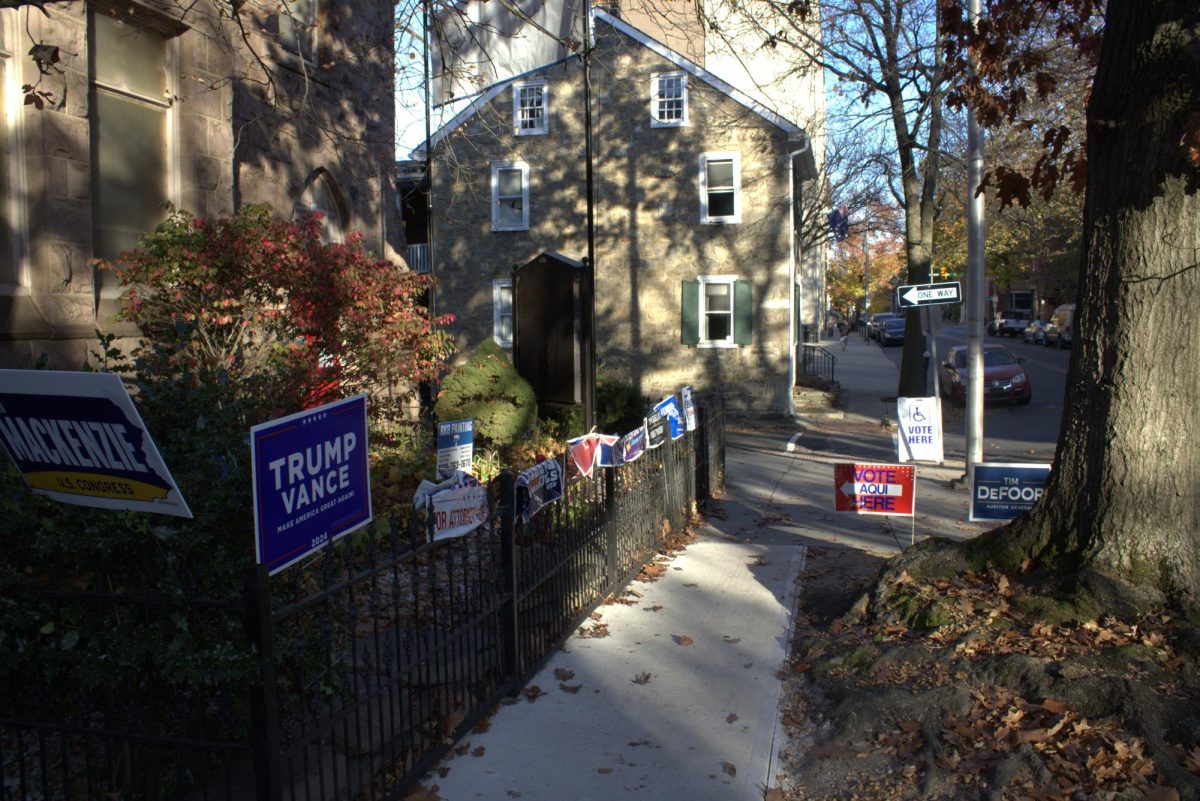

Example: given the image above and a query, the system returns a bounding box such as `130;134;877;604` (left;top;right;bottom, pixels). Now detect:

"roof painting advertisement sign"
251;394;373;575
0;370;191;518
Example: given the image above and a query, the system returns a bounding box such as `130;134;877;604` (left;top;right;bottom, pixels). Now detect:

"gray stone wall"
431;19;797;414
0;0;399;369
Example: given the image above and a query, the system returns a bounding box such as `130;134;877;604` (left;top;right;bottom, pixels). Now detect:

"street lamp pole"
965;0;986;479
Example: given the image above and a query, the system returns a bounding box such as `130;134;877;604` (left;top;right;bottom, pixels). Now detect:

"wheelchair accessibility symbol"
911;407;927;423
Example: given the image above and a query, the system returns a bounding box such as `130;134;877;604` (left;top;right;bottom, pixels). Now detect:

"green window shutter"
681;280;700;345
734;280;753;345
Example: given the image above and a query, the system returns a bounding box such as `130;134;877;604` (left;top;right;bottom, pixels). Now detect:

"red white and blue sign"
834;462;915;516
970;462;1051;522
515;458;564;522
251;394;372;575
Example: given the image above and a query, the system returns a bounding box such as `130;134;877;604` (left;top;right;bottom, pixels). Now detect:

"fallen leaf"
722;761;737;777
632;672;652;685
1041;698;1069;714
505;792;522;799
898;720;922;733
559;682;583;694
438;766;451;778
726;713;739;724
554;668;575;681
522;686;546;702
644;605;664;612
723;636;741;644
764;790;784;801
471;746;486;757
454;742;471;756
404;785;442;801
683;582;700;587
673;634;695;646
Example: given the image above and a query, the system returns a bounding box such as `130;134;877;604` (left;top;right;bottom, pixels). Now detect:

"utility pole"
581;0;597;431
965;0;985;480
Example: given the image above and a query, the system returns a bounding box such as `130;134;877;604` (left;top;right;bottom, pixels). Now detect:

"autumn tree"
941;0;1200;606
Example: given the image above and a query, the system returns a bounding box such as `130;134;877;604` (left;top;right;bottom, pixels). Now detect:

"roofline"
413;7;811;157
592;8;804;137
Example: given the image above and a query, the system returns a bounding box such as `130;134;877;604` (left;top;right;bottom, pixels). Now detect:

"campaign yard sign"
515;458;564;523
437;419;474;479
834;463;915;516
896;396;943;463
971;463;1051;522
654;395;686;440
251;395;372;575
620;426;646;464
681;386;698;432
0;370;191;517
645;411;667;450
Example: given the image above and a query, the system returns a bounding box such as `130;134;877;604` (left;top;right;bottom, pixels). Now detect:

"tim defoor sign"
251;395;372;574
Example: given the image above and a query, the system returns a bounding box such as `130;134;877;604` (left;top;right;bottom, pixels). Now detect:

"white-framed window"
491;160;529;231
698;276;736;346
699;152;741;224
279;0;318;62
512;80;548;136
1;10;27;289
294;169;346;243
493;278;514;348
89;10;177;293
650;71;687;127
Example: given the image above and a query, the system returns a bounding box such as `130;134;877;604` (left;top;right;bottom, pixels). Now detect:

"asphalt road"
875;323;1069;465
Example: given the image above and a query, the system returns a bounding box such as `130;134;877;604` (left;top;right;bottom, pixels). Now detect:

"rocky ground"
773;541;1200;801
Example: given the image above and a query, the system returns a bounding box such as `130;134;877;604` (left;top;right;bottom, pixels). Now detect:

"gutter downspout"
787;134;812;418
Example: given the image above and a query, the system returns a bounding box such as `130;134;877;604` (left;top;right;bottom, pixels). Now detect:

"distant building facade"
417;8;821;414
1;0;400;369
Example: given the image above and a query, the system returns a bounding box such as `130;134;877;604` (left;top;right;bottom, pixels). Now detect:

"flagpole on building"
422;0;436;322
581;0;597;431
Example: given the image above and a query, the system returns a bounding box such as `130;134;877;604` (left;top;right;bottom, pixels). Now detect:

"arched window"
294;169;346;243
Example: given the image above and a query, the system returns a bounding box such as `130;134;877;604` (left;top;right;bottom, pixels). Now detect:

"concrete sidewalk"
425;332;986;800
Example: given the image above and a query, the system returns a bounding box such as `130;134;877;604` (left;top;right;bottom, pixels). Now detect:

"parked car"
1044;303;1075;349
938;344;1032;406
1022;319;1046;344
879;318;906;347
866;312;899;341
990;309;1031;337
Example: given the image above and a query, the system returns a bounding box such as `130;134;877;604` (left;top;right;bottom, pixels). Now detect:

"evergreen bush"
434;339;537;448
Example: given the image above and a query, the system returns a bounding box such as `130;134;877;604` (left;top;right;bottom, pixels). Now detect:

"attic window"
513;81;548;136
651;71;687;127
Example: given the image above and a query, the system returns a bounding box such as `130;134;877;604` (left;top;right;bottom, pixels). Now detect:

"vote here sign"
834;463;915;516
251;394;373;575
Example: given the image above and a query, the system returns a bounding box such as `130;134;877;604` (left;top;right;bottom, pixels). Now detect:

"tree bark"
993;0;1200;601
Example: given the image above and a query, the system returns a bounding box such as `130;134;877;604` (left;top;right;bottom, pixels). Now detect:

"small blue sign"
437;419;474;479
251;395;372;575
654;395;685;440
970;462;1051;522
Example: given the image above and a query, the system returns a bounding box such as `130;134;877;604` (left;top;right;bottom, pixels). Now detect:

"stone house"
416;8;820;415
0;0;400;369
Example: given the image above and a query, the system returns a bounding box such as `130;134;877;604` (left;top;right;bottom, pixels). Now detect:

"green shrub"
434;339;537;448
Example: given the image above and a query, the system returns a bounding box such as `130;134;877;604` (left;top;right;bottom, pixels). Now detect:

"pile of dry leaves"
776;546;1200;801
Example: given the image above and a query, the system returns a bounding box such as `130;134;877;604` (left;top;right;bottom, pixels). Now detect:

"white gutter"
786;135;813;418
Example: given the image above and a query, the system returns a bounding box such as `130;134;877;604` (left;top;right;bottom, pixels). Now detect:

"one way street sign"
897;281;962;308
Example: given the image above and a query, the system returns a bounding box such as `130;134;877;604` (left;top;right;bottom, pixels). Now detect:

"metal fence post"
243;564;282;801
604;466;617;587
498;470;520;687
696;404;709;504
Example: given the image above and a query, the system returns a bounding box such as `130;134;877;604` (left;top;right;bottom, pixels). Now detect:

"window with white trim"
491;161;529;231
700;277;734;344
513;80;547;136
699;152;741;224
279;0;318;62
650;71;687;127
493;278;513;347
89;10;175;291
681;276;751;347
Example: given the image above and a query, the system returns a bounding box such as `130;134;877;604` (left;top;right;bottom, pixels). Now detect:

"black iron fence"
1;395;725;801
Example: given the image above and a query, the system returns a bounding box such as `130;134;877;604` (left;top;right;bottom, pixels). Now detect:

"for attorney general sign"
0;370;191;517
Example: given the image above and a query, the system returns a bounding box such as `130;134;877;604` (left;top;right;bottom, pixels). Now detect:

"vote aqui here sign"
251;394;373;574
834;463;915;516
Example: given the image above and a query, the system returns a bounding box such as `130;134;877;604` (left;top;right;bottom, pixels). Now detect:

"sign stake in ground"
896;281;962;308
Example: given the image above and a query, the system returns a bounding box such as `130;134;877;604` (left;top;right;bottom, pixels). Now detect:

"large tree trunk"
992;0;1200;601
